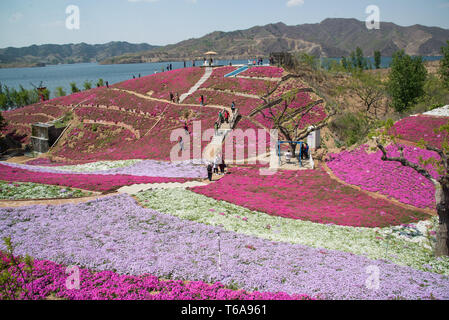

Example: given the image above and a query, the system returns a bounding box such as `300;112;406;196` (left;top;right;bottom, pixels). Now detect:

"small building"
307;127;321;149
31;123;65;153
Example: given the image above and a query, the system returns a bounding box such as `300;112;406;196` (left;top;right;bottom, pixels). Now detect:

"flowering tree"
376;120;449;256
260;89;335;156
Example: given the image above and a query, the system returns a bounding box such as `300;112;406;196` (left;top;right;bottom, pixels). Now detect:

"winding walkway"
179;67;213;103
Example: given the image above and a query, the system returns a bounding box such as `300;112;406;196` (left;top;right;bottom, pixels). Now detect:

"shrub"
329;112;375;146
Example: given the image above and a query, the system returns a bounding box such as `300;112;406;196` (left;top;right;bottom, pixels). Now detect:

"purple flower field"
0;160;207;179
1;195;448;300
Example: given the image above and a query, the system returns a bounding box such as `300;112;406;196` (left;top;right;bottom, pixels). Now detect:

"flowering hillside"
190;166;428;228
112;67;204;99
200;77;277;96
240;66;284;78
327;145;441;209
183;89;265;115
254;92;327;131
391;115;449;148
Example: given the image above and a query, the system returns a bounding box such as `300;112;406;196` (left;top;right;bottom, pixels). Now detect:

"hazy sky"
1;0;449;48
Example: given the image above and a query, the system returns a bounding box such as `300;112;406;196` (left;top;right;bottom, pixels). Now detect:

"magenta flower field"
240;66;284;78
0;163;190;192
327;145;441;209
190;166;428;227
254;91;327;130
200;77;277;97
391;115;449;148
112;67;205;99
0;252;312;300
183;89;265;115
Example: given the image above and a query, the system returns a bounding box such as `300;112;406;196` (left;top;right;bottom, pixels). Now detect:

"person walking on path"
213;154;221;174
170;92;174;103
176;93;180;104
183;122;189;134
214;121;219;135
179;137;184;151
218;110;224;124
200;95;205;106
231;101;236;114
224;110;229;124
106;81;109;88
219;157;226;175
207;163;213;181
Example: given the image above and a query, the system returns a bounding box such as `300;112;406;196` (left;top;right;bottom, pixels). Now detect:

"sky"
0;0;449;48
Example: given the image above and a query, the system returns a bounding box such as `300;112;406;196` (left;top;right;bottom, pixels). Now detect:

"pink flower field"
210;66;238;78
254;92;327;131
52;101;218;161
0;251;313;300
112;67;205;99
391;115;449;148
240;66;284;78
183;89;265;115
200;77;277;97
326;144;441;209
190;166;428;227
0;163;190;192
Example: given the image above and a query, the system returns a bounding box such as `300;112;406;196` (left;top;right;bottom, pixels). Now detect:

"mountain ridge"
1;18;448;68
0;41;160;68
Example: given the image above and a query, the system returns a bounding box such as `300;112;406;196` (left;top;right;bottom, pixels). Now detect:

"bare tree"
351;73;386;119
377;121;449;256
259;89;335;156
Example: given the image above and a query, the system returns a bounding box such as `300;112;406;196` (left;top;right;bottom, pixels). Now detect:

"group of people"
219;109;230;124
204;58;214;66
285;143;310;163
206;153;226;181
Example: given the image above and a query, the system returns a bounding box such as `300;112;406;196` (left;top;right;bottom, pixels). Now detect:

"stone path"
179;67;213;103
117;181;209;195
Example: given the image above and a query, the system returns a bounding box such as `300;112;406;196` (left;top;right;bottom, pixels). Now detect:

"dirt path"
321;162;436;216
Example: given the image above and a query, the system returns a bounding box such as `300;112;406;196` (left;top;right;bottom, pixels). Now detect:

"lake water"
0;59;249;99
0;56;442;99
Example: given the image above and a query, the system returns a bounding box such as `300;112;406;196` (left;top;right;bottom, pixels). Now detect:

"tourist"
302;143;309;160
218;110;224;124
214;122;219;135
213;154;221;174
170;64;173;71
184;61;186;68
207;163;213;181
224;110;229;124
139;74;141;78
193;60;196;67
176;93;180;104
170;92;174;102
231;101;236;113
200;95;205;106
179;137;184;151
219;157;226;175
285;149;292;163
106;81;109;88
184;122;189;134
133;75;135;79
